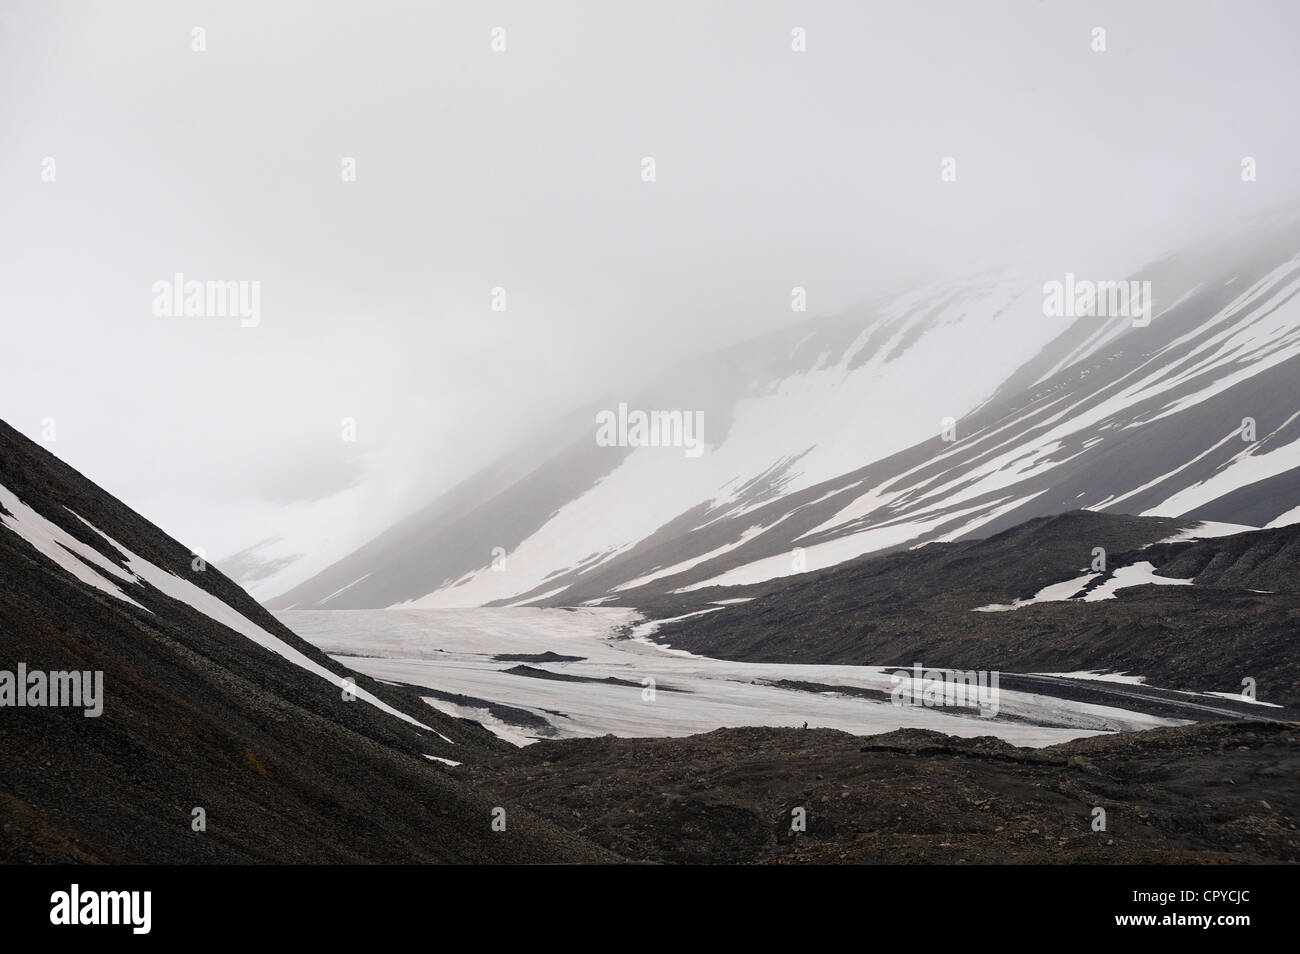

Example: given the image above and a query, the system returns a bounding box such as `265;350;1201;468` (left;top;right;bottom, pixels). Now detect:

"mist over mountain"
270;214;1300;610
4;1;1299;595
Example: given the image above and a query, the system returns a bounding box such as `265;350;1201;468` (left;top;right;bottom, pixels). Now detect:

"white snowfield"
280;606;1185;749
974;518;1279;614
0;481;436;735
973;561;1194;612
1084;561;1194;600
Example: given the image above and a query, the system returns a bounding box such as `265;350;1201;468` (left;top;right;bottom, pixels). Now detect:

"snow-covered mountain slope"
269;217;1300;610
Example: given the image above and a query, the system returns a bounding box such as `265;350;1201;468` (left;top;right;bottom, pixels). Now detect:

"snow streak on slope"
1143;426;1300;516
0;480;433;732
675;495;1039;591
0;483;147;610
1156;520;1259;543
973;573;1098;612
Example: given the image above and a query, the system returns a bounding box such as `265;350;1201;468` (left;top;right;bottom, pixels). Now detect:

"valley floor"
274;607;1299;863
278;607;1276;748
465;721;1300;864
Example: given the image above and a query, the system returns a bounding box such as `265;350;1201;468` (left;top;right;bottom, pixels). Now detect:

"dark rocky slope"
652;511;1300;707
0;420;609;863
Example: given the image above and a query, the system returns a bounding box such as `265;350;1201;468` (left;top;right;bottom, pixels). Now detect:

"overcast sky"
2;0;1298;564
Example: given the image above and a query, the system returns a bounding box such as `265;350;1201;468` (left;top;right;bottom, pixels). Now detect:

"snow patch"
0;482;438;736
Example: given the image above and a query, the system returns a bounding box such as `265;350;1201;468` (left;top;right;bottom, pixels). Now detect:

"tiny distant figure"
802;721;808;730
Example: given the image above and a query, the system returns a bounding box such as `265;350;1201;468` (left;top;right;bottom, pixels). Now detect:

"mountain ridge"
269;218;1300;611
